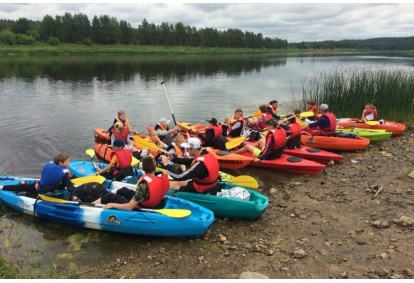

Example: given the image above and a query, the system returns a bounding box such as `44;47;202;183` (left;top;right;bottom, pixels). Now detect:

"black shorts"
178;181;218;194
101;187;134;204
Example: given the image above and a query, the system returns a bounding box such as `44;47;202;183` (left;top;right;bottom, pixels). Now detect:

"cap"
113;138;125;147
159;118;171;125
181;137;202;149
206;118;218;125
319;104;329;111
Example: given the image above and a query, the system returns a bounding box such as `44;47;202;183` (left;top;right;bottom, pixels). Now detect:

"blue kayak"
0;176;215;238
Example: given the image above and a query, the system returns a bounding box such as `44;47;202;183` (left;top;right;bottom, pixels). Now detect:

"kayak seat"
306;148;321;153
287;157;302;163
216;150;232;156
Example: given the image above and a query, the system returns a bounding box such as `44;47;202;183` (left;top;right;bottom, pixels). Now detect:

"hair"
266;118;277;127
259;104;267;113
173;134;185;144
270;100;278;104
118;110;126;116
365;103;375;108
54;153;70;164
294;109;302;115
114;122;123;129
285;114;297;123
141;155;156;173
306;99;315;105
235;108;243;114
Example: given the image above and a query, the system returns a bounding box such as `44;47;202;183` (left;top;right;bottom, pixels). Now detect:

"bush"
81;37;92;46
16;34;36;45
47;36;60;46
0;29;16;45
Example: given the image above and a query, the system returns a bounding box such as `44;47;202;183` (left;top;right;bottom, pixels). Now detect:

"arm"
104;182;149;210
96;155;117;175
167;159;206;181
267;107;281;120
257;135;275;161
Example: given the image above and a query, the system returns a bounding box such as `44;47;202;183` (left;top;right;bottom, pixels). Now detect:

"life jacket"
364;107;378;120
206;125;222;140
137;173;170;208
115;117;130;129
154;123;169;140
38;162;68;191
319;112;337;136
288;123;302;139
171;142;184;157
307;105;319;117
266;103;276;114
257;112;272;129
265;127;287;150
111;126;129;142
229;115;244;133
110;149;132;175
192;152;219;193
144;137;161;158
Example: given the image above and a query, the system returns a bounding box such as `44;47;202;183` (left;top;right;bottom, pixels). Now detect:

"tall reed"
300;66;414;127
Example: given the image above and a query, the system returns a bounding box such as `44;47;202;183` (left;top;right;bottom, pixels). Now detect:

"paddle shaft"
161;82;177;125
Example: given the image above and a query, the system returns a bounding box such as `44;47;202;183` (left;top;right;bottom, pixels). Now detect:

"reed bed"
299;66;414;127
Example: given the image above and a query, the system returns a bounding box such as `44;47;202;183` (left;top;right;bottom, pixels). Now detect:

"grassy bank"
0;43;365;56
298;66;414;127
0;254;23;279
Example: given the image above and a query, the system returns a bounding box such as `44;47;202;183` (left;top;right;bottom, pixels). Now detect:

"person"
283;114;302;149
233;118;287;162
266;100;281;120
302;103;337;136
158;133;187;174
223;109;245;137
96;139;134;181
1;153;75;198
154;118;179;144
255;104;273;130
140;130;168;159
163;137;220;194
104;110;139;137
109;122;139;157
194;118;228;150
93;155;169;210
306;99;319;121
294;109;303;124
361;103;378;121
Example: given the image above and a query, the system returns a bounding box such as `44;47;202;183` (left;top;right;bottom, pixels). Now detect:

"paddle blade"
141;208;191;218
131;157;140;166
85;149;95;158
253;110;261;118
365;121;379;126
300;111;314;118
133;136;159;151
39;194;70;204
225;136;246;150
72;175;106;185
227;175;259;189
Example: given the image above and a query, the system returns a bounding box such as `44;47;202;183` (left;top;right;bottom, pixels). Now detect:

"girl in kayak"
361;103;378;121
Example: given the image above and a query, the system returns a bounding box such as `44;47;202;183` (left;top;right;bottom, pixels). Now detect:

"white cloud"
0;3;413;42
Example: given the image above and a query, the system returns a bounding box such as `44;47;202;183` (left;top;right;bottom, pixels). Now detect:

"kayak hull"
336;119;406;137
336;128;392;143
301;134;370;152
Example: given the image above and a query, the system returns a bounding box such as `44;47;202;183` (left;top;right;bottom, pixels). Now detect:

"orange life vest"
115;117;130;129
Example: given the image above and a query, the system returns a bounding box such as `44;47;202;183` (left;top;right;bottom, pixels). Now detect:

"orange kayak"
94;128;110;141
209;149;253;170
336;118;406;137
177;122;206;133
301;134;370;152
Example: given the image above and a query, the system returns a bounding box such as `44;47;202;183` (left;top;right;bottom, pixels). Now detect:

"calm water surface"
0;53;413;275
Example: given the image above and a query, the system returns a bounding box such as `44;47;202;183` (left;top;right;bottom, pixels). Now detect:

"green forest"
0;12;413;51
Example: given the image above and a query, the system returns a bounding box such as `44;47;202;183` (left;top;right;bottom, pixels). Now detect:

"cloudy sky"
1;2;413;43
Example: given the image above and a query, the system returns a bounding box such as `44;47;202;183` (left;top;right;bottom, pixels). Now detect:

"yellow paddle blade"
131;157;140;166
253;110;262;118
300;111;314;118
225;136;246;150
140;208;191;218
72;175;106;185
133;136;160;151
85;149;95;158
227;175;259;189
39;194;69;204
365;121;379;126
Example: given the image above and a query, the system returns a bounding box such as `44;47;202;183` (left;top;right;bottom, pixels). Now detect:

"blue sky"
1;2;413;42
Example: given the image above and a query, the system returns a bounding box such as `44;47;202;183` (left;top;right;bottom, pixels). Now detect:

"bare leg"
169;180;189;190
233;144;256;155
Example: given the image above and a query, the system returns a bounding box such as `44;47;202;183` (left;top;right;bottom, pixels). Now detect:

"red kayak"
283;146;342;165
238;152;326;175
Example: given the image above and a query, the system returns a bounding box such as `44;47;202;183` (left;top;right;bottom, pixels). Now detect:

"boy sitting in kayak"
361;103;378;121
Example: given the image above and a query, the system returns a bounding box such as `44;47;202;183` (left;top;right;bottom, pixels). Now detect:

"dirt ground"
80;130;414;279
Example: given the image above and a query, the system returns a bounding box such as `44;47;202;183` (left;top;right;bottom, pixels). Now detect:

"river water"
0;52;413;276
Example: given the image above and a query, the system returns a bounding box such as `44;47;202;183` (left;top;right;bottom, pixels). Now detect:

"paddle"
300;111;314;118
365;121;379;126
253;110;261;118
226;175;259;189
225;136;246;150
38;194;191;218
133;136;160;151
86;149;99;171
72;175;106;185
161;82;177;126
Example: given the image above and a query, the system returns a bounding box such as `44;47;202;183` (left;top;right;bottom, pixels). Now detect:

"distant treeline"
290;37;414;50
0;13;288;48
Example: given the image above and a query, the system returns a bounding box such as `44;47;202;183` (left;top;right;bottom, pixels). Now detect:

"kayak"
301;134;370;152
283;146;343;165
0;176;215;238
335;127;392;143
209;148;253;170
238;152;326;175
108;178;267;220
336;118;406;137
176;122;206;133
94;128;110;141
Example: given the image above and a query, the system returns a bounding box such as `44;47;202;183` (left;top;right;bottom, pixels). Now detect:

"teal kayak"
336;128;392;143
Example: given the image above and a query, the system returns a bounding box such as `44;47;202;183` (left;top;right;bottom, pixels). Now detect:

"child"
361;103;378;121
104;110;139;137
306;99;319;121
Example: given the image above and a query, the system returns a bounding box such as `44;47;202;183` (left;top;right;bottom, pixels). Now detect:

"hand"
161;155;169;166
254;158;260;162
166;152;174;160
104;203;113;210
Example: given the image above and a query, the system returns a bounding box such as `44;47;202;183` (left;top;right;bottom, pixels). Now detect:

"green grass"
297;66;414;128
0;254;23;279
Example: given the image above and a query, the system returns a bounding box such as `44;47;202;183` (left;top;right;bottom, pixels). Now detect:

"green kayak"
336;128;392;143
167;182;269;220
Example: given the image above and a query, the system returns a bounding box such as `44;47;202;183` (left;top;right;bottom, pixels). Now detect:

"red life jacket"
110;149;132;175
307;105;319;117
228;115;244;132
137;173;170;208
288;123;302;139
192;152;219;193
258;112;272;129
205;125;222;140
319;112;337;136
265;127;287;150
112;127;129;142
266;103;276;114
364;107;378;120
